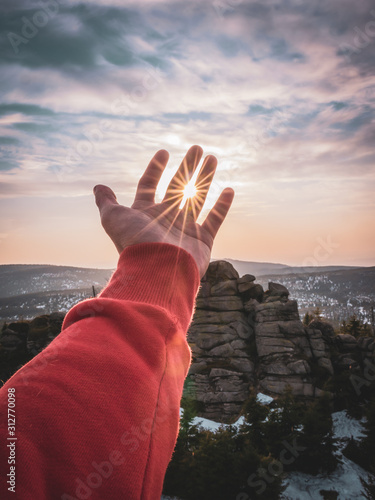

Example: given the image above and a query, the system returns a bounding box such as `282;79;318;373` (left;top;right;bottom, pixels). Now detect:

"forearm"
0;243;200;499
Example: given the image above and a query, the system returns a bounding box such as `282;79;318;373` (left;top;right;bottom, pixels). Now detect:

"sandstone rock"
198;391;247;403
287;359;311;375
308;337;326;352
237;274;256;294
279;320;306;336
233;349;249;358
198;281;211;298
308;320;335;339
244;298;259;314
210;280;238;296
318;357;334;375
358;337;374;350
188;362;208;374
0;329;26;353
234;320;253;340
207;343;235;357
195;295;244;311
289;336;313;358
335;355;357;368
335;334;358;353
255;300;299;323
229;358;254;373
203;260;239;284
255;336;295;357
242;283;264;303
186;261;345;423
189;343;205;356
191;310;246;325
7;322;29;334
255;322;280;337
195;333;235;350
268;282;289;297
263;362;291;376
259;376;315;397
209;368;239;378
264;295;288;303
230;339;248;350
214;378;248;393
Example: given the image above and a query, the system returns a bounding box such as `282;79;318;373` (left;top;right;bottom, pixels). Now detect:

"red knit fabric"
0;243;200;499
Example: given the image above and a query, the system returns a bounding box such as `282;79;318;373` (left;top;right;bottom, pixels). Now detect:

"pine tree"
359;397;375;473
264;388;303;459
313;307;323;320
340;315;372;338
347;315;362;337
303;312;312;326
241;392;270;455
297;393;337;474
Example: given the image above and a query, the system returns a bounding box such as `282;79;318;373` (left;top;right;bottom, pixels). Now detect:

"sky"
0;0;374;269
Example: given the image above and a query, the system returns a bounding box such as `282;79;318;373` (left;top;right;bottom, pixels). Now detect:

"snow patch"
257;392;274;405
282;410;372;500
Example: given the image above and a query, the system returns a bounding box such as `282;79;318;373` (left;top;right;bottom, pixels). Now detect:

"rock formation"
186;261;254;422
187;260;335;422
1;262;374;424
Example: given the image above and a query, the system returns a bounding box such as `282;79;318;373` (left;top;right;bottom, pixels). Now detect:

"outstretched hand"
94;145;234;278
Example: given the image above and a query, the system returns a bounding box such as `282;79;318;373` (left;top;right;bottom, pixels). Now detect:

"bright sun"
179;180;197;209
183;181;197;199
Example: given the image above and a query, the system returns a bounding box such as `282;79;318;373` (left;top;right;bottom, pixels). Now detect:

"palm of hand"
94;146;234;278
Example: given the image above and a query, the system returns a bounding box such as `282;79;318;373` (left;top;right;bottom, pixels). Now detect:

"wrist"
99;242;201;331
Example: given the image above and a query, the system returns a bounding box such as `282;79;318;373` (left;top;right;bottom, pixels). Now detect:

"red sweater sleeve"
0;242;200;500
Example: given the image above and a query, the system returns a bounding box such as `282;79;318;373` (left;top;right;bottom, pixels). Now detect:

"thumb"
93;185;118;213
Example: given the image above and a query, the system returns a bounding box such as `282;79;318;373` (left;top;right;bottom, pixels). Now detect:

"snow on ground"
332;410;366;441
282;410;372;500
257;392;274;405
191;414;245;431
176;402;374;499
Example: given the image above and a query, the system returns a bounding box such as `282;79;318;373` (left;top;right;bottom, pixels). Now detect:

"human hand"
94;145;234;278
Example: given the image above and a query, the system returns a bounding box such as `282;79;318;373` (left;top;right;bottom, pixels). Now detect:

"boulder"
237;274;256;294
318;357;334;375
195;295;244;311
242;283;264;303
335;334;358;353
203;260;239;284
229;358;254;373
287;359;311;375
207;343;235;357
268;282;289;297
255;300;300;323
255;335;295;357
308;319;335;339
195;333;235;350
210;280;238;296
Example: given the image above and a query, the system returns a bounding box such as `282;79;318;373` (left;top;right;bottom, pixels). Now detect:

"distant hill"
0;264;113;299
225;259;359;277
254;266;375;327
0;263;374;326
0;264;113;321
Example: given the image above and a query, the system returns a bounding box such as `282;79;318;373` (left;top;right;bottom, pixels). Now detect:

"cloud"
0;0;374;265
